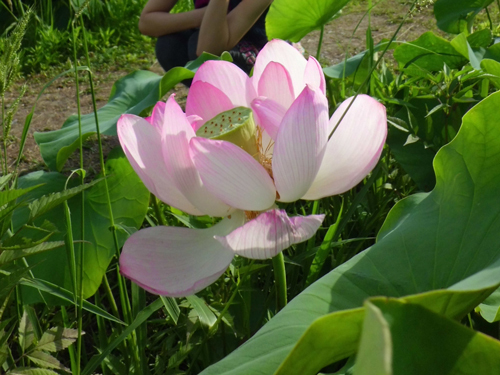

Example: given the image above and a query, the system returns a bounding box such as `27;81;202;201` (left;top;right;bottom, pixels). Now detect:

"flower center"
196;107;259;160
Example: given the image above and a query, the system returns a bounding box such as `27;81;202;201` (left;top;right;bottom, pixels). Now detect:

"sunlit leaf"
266;0;351;42
434;0;494;34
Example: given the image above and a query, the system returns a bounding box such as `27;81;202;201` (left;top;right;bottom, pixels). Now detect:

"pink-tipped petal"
304;57;326;95
120;211;245;297
162;95;233;217
185;81;234;123
215;210;325;259
150;101;166;130
190;137;276;211
117;114;202;215
303;95;388;199
187;114;204;132
253;39;307;97
257;62;295;109
251;97;286;140
192;60;256;106
273;86;329;202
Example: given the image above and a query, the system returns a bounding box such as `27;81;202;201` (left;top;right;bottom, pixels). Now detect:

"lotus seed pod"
196;107;259;160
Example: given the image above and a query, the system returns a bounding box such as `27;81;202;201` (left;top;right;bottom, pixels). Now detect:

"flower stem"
272;252;287;312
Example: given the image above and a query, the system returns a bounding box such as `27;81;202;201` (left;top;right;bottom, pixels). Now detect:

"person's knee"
155;32;191;72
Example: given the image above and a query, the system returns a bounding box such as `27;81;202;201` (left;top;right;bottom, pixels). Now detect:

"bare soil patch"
4;0;437;175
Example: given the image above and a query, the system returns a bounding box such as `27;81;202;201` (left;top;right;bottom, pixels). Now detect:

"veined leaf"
20;279;125;325
8;368;60;375
27;178;102;223
36;327;79;352
19;309;35;351
266;0;351;42
0;241;65;266
27;351;69;371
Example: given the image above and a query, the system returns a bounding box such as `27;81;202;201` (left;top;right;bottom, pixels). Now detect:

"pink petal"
303;95;387;199
150;101;166;130
120;211;245;297
304;57;326;95
215;209;325;259
253;40;307;98
251;97;286;141
190;137;276;211
187;114;204;132
117;114;202;215
257;62;295;109
185;81;234;123
161;95;234;217
192;60;256;106
273;86;329;202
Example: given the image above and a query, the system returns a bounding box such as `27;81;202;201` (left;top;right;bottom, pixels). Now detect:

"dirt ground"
4;0;437;175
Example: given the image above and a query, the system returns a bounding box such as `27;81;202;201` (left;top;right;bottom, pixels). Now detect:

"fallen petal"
120;211;245;297
216;209;325;259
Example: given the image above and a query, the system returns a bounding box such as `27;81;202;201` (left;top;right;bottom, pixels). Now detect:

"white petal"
190;137;276;211
251;97;287;141
252;40;308;98
304;95;388;199
304;56;326;95
161;95;234;217
273;86;329;202
117;114;202;215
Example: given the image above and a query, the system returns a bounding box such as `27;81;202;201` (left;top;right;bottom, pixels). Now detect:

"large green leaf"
434;0;494;34
274;287;498;375
199;91;500;375
393;31;466;71
356;299;500;375
265;0;351;42
14;148;149;303
33;53;228;172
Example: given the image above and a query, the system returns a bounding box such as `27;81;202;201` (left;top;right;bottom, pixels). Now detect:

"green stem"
316;25;324;61
151;193;166;226
79;15;140;371
272;252;287;312
71;19;85;375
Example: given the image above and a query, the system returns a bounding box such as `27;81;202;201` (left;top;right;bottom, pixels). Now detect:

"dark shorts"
155;29;262;78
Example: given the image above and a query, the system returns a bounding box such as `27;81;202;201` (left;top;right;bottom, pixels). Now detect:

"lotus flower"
117;40;387;297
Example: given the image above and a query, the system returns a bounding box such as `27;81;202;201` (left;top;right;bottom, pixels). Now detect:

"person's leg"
188;30;258;74
155;30;194;72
